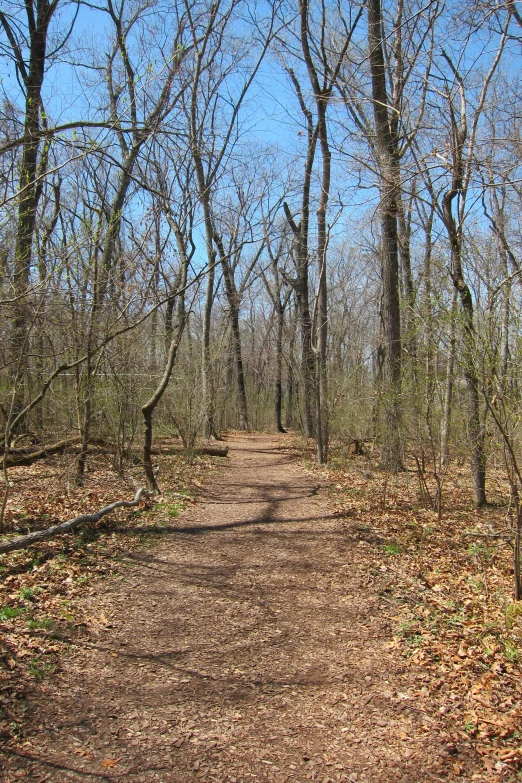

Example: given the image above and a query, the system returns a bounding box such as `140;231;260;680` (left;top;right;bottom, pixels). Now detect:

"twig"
463;531;512;541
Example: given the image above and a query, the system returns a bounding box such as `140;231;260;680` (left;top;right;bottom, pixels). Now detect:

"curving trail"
4;434;456;783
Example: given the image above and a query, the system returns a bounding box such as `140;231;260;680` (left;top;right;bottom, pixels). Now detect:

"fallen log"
199;445;228;457
1;439;228;470
152;444;229;458
2;436;82;467
0;488;151;555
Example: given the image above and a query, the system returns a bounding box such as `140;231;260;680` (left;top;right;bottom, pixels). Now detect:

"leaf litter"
293;437;522;782
0;433;520;782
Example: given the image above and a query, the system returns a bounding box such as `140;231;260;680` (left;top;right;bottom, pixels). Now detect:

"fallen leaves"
302;441;522;779
0;447;222;753
101;757;122;767
73;748;92;758
2;435;522;783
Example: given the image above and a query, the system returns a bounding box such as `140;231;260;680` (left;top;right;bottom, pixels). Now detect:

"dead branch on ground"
0;488;151;554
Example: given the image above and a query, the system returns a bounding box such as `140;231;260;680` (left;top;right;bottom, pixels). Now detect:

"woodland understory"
2;0;522;778
0;435;521;782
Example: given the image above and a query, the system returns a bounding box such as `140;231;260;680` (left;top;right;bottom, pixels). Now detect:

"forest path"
6;433;455;783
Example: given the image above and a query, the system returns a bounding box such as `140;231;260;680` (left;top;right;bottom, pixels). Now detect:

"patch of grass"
445;613;466;627
29;661;55;680
19;587;35;601
397;618;424;648
503;640;521;663
467;577;485;593
155;500;184;517
481;635;498;656
165;490;191;500
467;542;494;562
383;543;401;555
0;606;24;620
28;617;54;630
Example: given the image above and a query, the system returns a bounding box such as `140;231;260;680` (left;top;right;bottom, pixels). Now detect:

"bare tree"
183;0;278;436
296;0;361;462
436;12;509;506
260;212;293;434
0;0;67;427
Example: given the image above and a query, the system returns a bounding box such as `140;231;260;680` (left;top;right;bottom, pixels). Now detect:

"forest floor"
1;432;522;783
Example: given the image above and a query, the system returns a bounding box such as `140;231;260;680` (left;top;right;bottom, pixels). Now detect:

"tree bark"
275;299;286;433
286;303;297;430
367;0;403;471
440;70;487;505
142;222;188;492
441;288;457;466
443;185;486;505
1;0;59;429
283;199;316;439
282;66;318;439
214;234;249;430
397;192;417;370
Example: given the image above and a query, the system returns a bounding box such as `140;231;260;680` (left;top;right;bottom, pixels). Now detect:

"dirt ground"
1;434;492;782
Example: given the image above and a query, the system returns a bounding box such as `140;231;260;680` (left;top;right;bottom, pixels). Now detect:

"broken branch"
0;488;151;554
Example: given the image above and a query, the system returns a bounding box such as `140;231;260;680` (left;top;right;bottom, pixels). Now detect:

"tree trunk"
309;71;331;464
2;1;58;430
275;302;286;433
299;288;316;439
142;230;188;492
397;192;417;372
0;488;149;555
442;192;486;506
314;118;330;465
286;306;296;429
282;67;318;440
367;0;403;471
421;206;437;465
284;201;316;439
202;251;217;439
215;234;249;430
441;288;457;466
76;382;92;483
2;436;82;468
191;139;219;437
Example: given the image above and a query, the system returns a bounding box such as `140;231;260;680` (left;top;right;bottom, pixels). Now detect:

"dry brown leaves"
287;438;522;782
0;445;222;747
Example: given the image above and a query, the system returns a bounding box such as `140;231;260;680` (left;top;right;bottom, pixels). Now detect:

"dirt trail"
4;434;459;783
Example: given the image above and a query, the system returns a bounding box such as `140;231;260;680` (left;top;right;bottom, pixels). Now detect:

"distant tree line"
1;0;522;518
